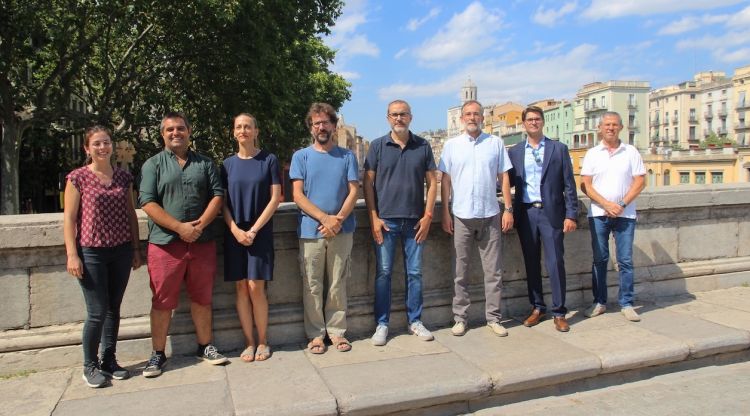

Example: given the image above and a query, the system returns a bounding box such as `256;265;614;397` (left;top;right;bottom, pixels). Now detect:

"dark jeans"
78;243;133;365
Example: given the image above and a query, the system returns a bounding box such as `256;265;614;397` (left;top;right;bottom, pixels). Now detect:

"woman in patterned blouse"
63;125;142;388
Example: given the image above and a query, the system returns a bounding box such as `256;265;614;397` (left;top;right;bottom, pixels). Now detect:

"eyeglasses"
388;112;411;119
531;147;542;165
525;117;543;123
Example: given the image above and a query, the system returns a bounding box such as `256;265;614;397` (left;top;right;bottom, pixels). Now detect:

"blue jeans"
78;244;133;365
588;216;636;307
374;218;424;326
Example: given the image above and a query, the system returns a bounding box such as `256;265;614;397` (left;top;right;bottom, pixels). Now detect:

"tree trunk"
1;117;21;215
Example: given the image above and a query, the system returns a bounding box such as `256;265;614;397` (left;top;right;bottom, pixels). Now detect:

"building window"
690;94;696;99
629;131;635;144
689;126;696;141
648;169;655;187
695;171;706;184
711;171;723;184
663;170;670;186
679;172;690;184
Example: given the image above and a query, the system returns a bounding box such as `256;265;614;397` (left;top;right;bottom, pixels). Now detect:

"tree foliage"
0;0;350;214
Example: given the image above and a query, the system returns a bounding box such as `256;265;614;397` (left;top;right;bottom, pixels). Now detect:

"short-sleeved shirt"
438;132;512;219
221;151;281;229
580;141;646;219
289;145;359;239
67;166;133;247
138;149;223;244
364;132;436;219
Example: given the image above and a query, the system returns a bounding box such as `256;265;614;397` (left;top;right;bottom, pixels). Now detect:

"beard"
313;131;331;145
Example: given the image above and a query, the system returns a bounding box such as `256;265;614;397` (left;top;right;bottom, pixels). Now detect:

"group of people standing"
62;99;645;389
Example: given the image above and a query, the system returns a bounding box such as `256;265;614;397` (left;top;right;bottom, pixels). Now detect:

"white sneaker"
487;321;508;337
371;324;388;346
408;321;434;341
584;303;607;318
621;306;641;322
451;321;467;336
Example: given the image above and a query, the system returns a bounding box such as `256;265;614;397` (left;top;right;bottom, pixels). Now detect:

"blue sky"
323;0;750;141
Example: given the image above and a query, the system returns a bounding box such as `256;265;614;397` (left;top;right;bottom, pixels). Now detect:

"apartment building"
733;65;750;146
572;81;651;149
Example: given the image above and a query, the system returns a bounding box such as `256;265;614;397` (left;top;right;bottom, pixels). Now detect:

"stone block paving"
1;287;750;416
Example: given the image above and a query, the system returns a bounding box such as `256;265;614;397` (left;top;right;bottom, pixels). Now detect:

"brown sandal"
307;337;326;354
331;336;352;352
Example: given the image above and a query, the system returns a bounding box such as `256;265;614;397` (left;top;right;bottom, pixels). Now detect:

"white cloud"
658;14;730;35
531;41;565;55
676;27;750;63
722;48;750;63
533;2;578;27
394;48;409;59
378;44;603;104
336;71;361;80
325;0;380;60
406;7;441;31
582;0;746;20
727;4;750;27
414;2;504;67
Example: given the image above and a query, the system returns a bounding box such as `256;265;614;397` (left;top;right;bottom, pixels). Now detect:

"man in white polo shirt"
580;112;646;322
439;100;514;337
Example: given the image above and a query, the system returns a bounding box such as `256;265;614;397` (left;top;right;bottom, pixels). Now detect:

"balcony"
584;103;605;113
717;126;727;135
650;119;660;128
737;100;750;110
703;129;712;137
704;111;713;120
628;122;639;130
718;108;728;118
735;122;749;131
627;101;637;109
688;115;698;124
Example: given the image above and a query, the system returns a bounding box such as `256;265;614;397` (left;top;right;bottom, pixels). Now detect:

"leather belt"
524;202;543;209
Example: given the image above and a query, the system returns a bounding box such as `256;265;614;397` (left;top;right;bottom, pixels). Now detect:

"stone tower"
461;78;477;104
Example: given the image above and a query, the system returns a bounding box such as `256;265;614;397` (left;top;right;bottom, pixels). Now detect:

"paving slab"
692;286;750;312
60;356;227;400
226;347;338;416
305;334;449;369
53;380;233;416
435;322;601;394
543;310;688;373
656;295;750;331
318;350;491;415
633;305;750;358
0;368;71;416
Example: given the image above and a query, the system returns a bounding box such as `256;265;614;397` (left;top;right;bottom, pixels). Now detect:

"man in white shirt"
439;100;514;337
580;112;646;322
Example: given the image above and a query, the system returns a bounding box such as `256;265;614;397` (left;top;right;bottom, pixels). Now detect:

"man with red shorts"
139;111;227;377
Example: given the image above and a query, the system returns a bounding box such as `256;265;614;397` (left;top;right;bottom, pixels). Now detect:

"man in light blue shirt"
290;102;359;354
439;100;514;337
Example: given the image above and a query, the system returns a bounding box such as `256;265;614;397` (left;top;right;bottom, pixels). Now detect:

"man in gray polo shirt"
363;99;438;346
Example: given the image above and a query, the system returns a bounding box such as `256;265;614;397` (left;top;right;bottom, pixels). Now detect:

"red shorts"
147;240;217;310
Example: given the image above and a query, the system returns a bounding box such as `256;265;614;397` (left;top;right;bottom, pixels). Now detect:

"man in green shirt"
138;111;226;377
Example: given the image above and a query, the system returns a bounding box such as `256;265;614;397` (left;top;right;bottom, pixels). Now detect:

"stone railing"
1;184;749;375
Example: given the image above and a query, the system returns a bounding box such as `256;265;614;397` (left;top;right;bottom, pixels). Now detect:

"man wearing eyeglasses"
290;102;359;354
508;105;578;333
363;100;437;346
439;100;514;337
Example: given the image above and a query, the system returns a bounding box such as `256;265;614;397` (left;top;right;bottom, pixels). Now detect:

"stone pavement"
2;287;750;416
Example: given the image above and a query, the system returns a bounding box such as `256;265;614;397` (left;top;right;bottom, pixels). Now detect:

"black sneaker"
197;344;228;365
100;357;130;380
143;351;167;378
82;362;107;388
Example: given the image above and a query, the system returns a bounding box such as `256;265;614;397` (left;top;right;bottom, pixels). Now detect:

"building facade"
572;81;650;149
733;65;750;146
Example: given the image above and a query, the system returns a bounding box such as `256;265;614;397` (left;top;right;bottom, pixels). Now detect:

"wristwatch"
504;206;513;213
617;200;627;208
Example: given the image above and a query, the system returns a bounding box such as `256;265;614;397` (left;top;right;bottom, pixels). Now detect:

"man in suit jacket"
508;105;578;332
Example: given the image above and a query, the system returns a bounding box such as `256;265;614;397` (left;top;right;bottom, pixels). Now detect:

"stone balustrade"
1;183;749;375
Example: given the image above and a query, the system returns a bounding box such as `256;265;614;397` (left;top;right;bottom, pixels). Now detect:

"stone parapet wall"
1;183;749;375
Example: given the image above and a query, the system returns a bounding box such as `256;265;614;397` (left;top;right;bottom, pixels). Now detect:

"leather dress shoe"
523;309;545;327
554;316;570;332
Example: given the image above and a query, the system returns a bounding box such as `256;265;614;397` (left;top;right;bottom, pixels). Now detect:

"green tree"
0;0;349;214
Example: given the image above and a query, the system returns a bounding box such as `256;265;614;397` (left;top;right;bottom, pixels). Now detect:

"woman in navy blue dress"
221;113;281;362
